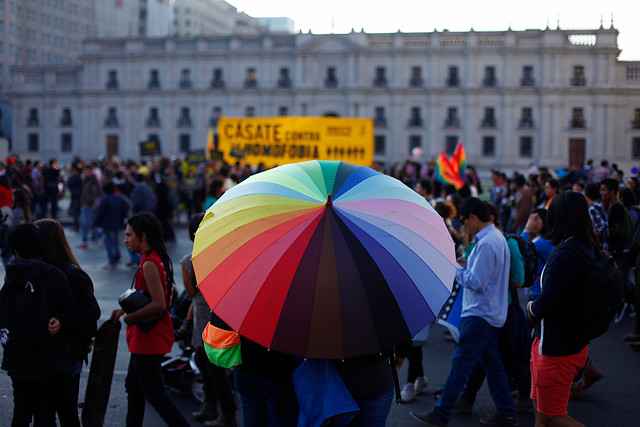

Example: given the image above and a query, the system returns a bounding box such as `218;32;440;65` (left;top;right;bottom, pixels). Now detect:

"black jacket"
1;258;77;377
57;263;101;363
529;238;595;356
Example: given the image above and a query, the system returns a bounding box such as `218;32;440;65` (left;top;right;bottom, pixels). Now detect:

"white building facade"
8;27;640;173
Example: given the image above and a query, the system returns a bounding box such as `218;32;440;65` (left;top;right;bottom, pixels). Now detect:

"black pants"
406;345;424;384
194;346;237;415
56;373;81;427
124;353;189;427
11;375;61;427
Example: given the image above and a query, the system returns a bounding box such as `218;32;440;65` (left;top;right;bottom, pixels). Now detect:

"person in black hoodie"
0;223;77;426
36;218;101;427
527;191;598;427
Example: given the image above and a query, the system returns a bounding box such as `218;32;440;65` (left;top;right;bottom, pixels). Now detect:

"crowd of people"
0;153;638;426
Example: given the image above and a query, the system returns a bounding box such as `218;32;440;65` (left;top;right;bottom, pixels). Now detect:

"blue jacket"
93;193;129;231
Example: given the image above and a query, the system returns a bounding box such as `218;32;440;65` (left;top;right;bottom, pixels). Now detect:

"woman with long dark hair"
526;191;598;427
36;218;101;426
111;212;189;427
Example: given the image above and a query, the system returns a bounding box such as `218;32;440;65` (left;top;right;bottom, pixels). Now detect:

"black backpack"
0;278;50;351
505;233;538;288
556;243;624;342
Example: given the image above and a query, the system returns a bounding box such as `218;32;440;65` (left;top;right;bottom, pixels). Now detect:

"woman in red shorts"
526;191;596;427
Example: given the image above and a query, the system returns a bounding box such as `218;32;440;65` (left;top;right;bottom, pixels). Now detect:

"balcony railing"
147;80;161;90
409;78;423;87
179;80;192;89
632;119;640;129
177;117;192;127
373;78;387;88
60;118;72;127
481;118;497;128
145;118;160;127
277;79;291;88
520;77;535;87
570;119;586;128
104;118;119;127
374;118;387;127
483;77;497;87
26;118;40;127
444;118;460;128
519;119;534;128
209;117;219;127
408;118;423;127
105;80;119;90
325;79;338;88
244;79;258;88
570;77;586;87
210;80;225;89
446;77;459;87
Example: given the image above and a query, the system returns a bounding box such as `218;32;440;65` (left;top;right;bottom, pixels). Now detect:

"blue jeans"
234;366;298;426
80;205;96;243
103;230;120;265
125;354;189;427
435;316;517;422
350;387;394;427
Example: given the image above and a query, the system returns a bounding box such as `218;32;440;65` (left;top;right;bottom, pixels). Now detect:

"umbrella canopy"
192;160;456;359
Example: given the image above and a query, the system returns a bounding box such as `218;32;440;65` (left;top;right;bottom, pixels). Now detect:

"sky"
230;0;640;61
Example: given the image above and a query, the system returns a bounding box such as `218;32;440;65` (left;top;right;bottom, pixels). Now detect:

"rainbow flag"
435;142;466;189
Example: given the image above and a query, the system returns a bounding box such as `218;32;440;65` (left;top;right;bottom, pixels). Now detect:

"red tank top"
126;250;174;355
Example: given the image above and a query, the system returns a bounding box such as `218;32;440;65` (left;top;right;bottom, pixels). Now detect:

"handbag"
202;321;242;369
117;267;166;333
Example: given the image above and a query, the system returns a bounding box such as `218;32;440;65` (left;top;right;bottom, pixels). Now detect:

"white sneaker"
414;376;429;395
401;382;417;403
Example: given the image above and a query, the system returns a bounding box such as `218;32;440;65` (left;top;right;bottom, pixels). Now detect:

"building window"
177;107;191;127
409;135;422;155
571;108;585;128
374;135;386;154
408;107;423;127
278;106;289;116
482;107;496;128
325;67;337;88
245;106;255;117
447;66;459;87
148;69;160;89
519;108;534;128
245;68;257;88
28;133;39;152
106;70;118;89
482;136;496;157
632;108;640;129
483;66;497;87
633;138;640;159
61;133;72;152
146;108;160;127
409;67;423;87
374;107;387;127
445;136;458;155
571;65;586;86
60;108;72;126
445;107;460;127
211;68;224;88
179;134;191;153
520;136;533;157
278;68;291;88
209;107;222;127
105;107;118;127
373;67;387;87
521;66;535;86
27;108;39;126
179;69;192;89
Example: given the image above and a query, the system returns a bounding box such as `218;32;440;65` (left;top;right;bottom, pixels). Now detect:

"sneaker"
629;341;640;350
401;382;417;403
414;375;429;395
479;412;519;426
624;332;640;342
103;264;117;271
192;407;217;422
76;242;88;249
513;397;533;412
452;396;473;413
410;408;447;426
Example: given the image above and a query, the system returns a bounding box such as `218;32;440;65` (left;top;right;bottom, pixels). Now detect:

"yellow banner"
217;117;374;168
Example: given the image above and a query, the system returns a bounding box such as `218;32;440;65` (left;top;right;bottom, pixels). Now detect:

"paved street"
0;213;639;426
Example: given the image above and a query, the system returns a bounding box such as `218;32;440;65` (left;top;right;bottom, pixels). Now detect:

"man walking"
411;197;518;426
93;182;129;270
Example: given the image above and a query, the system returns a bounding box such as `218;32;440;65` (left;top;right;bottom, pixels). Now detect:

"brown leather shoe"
582;360;603;390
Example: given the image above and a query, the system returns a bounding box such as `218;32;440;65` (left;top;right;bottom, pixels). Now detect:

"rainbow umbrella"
192;160;456;359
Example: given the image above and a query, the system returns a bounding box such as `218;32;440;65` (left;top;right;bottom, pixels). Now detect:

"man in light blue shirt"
411;198;517;427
